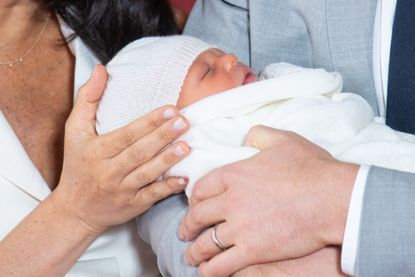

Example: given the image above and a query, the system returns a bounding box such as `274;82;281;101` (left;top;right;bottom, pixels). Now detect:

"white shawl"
164;64;415;196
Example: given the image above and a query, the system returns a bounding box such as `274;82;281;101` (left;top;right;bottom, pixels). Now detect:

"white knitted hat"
96;35;214;134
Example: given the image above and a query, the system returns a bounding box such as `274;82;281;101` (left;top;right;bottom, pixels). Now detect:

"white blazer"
0;22;159;277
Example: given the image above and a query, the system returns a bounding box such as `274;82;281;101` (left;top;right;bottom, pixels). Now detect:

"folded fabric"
164;63;415;196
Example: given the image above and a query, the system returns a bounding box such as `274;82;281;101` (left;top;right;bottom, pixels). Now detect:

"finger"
243;125;287;150
66;64;108;137
179;195;226;241
185;223;234;267
190;168;229;207
100;105;180;154
198;246;252;277
134;176;189;210
113;116;189;172
121;141;190;188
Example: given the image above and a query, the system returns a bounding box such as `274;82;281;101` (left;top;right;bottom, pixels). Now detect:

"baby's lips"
243;71;258;85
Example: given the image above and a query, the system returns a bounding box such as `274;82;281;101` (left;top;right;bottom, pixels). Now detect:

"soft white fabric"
342;0;398;274
96;36;213;134
161;63;415;197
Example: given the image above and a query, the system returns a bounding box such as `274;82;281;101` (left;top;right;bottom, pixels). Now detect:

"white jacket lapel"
72;38;99;99
59;17;99;100
0;112;51;202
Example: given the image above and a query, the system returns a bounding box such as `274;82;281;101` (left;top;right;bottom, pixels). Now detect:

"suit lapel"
326;0;379;113
0;112;51;202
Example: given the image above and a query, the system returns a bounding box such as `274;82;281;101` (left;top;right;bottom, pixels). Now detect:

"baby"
96;35;415;197
96;35;257;133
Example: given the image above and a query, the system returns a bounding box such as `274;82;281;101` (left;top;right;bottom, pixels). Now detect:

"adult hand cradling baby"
54;65;191;232
100;35;415;277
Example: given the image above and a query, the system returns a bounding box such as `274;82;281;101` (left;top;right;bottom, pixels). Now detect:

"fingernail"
174;145;186;157
163;108;176;119
172;117;187;131
177;177;188;186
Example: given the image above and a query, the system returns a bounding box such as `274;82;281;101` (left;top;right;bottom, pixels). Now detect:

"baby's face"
177;49;257;108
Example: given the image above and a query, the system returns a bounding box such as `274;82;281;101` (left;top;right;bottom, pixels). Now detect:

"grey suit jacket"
137;1;415;276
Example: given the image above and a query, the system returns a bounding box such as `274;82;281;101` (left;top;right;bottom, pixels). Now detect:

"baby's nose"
217;54;238;71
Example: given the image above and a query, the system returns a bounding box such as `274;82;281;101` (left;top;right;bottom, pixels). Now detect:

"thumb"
243;125;285;150
67;64;108;138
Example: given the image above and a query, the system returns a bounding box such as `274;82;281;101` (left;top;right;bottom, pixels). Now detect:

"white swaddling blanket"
165;63;415;197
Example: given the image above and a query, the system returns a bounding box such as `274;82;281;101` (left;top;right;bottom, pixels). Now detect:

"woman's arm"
0;65;190;276
0;197;99;276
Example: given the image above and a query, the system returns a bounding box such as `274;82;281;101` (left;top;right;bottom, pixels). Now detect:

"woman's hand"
234;247;348;277
52;65;191;234
0;65;191;276
178;125;358;276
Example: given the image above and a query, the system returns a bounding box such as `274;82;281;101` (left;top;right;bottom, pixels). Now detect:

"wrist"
323;161;359;245
49;186;107;237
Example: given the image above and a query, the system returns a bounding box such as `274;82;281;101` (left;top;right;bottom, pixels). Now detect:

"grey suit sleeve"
184;0;251;67
356;166;415;276
137;193;198;277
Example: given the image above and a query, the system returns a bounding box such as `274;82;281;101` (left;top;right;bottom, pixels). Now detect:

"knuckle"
135;168;154;185
191;185;203;202
121;127;136;146
188;209;202;227
185;249;195;265
165;178;178;191
198;234;214;254
158;126;173;142
192;207;205;227
131;144;148;163
163;149;178;165
78;83;88;95
149;184;165;200
149;109;162;128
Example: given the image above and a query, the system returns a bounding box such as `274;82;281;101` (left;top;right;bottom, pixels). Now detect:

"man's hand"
178;126;359;277
234;247;349;277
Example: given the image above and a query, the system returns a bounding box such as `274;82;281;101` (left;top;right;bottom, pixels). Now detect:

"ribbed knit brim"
96;35;214;134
